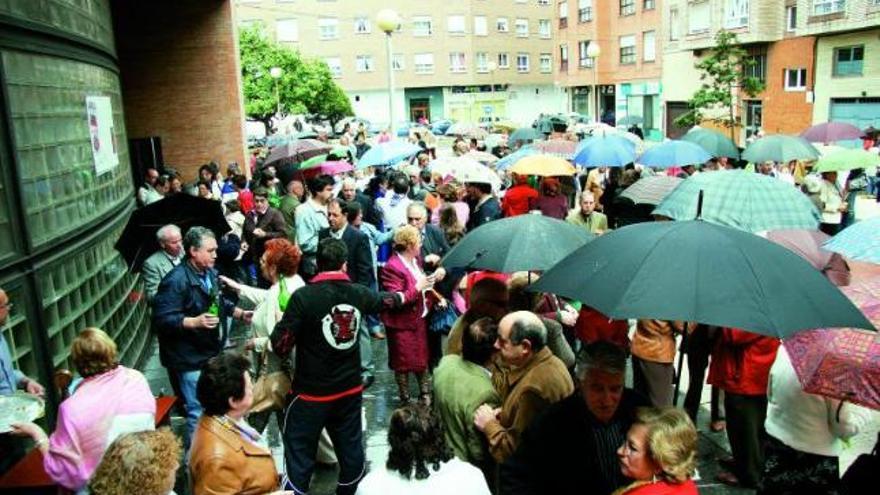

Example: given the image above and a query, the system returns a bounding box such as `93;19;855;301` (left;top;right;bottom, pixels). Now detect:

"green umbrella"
441;213;593;273
529;220;875;338
298;154;328;169
653;170;820;232
814;149;880;173
508;127;542;146
681;128;740;159
742;135;819;163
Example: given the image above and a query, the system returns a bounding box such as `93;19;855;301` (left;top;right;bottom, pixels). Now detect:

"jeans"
282;393;364;495
359;317;374;379
174;369;203;447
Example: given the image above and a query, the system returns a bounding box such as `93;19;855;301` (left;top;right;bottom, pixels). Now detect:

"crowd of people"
1;122;878;495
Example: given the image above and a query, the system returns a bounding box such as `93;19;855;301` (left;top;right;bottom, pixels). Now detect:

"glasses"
408;217;424;222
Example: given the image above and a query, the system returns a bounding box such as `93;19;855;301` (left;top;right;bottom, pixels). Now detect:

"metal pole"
275;79;280;116
594;68;599;123
386;32;395;138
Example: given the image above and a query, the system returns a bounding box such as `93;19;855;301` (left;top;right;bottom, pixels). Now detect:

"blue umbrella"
508;127;542;146
496;146;538;170
823;217;880;264
637;140;712;168
357;140;423;168
572;134;637;168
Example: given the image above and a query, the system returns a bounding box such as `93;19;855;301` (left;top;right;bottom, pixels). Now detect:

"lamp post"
377;9;401;139
586;42;601;123
487;60;498;122
269;66;283;117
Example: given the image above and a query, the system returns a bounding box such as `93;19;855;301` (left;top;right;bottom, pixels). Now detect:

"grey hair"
576;341;627;381
341;177;357;188
183;226;215;256
580;190;596;202
156;224;181;242
406;201;428;217
508;311;547;352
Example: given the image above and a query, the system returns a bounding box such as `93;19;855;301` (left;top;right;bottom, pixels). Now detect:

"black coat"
420;224;450;259
467;196;503;231
319;225;375;288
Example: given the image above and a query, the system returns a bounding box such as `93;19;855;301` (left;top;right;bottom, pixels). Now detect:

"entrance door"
745;100;763;140
665;101;689;139
410;98;430;123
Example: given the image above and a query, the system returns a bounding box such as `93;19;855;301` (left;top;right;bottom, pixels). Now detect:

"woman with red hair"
534;177;569;219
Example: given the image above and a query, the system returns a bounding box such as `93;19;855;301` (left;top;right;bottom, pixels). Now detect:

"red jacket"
708;327;779;396
379;253;434;329
574;306;630;349
618;479;698;495
501;184;539;217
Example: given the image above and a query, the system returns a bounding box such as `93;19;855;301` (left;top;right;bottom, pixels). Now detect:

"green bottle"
207;290;220;316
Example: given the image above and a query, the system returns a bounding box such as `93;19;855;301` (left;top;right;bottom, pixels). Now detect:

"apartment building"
556;0;664;140
234;0;568;126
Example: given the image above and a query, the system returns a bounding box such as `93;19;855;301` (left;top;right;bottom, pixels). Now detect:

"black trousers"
683;326;724;423
725;392;768;489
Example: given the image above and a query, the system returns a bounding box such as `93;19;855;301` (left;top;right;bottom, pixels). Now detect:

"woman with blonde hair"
89;428;181;495
613;407;699;495
11;328;156;493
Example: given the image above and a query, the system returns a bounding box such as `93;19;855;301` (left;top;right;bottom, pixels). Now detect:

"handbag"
428;290;459;335
249;352;291;414
841;432;879;494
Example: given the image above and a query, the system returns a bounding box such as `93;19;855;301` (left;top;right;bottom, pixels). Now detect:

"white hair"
341;177;357;188
156;224;181;242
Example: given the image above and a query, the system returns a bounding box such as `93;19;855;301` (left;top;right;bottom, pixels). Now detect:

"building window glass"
413;16;433;36
786;6;797;31
276;19;298;42
560;43;569;71
538;0;551;4
539;19;552;38
669;8;680;40
744;51;767;82
354;17;371;34
392;54;405;71
449;52;467;72
448;15;466;34
688;1;710;34
318;18;338;40
476;52;489;72
620;0;635;16
643;30;656;61
517;53;530;72
497;17;509;32
356;55;374;72
578;41;594;68
540;54;552;73
812;0;846;15
724;0;749;28
784;68;807;91
579;0;593;22
325;57;341;77
414;53;435;74
644;0;655;10
516;18;529;37
619;35;636;64
475;16;488;36
833;45;864;76
498;52;510;68
559;2;568;28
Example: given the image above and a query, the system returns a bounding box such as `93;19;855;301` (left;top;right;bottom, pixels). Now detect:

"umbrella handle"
696;189;704;220
672;330;688;407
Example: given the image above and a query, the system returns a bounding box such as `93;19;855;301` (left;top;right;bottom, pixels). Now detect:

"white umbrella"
430;156;501;191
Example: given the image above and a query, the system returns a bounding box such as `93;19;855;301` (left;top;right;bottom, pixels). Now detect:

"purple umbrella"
801;122;863;143
766;229;850;287
264;139;332;168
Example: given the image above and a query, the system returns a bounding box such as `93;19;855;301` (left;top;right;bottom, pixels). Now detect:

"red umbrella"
785;278;880;410
766;229;851;287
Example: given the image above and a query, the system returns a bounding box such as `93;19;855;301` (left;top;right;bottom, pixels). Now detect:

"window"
813;0;846;15
318;18;338;40
392;54;405;71
744;51;767;82
579;0;593;22
578;40;594;67
239;19;263;30
786;6;797;31
669;8;680;40
413;16;433;36
476;52;489;72
448;15;466;34
540;54;552;73
517;53;530;73
724;0;749;28
498;52;510;69
620;0;635;16
643;30;656;62
276;19;298;42
560;43;569;71
784;68;807;91
414;53;435;74
833;45;864;76
324;57;341;77
497;17;509;32
354;17;371;34
644;0;655;10
619;35;636;64
356;55;374;72
449;52;467;72
560;1;568;29
688;1;710;34
539;19;551;38
538;0;551;4
516;18;529;37
474;16;488;36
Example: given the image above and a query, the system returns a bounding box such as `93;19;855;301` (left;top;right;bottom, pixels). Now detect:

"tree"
239;26;353;133
674;30;765;144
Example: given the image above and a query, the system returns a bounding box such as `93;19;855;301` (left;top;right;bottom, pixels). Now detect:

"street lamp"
586;42;601;123
269;66;283;117
377;9;401;138
487;61;498;121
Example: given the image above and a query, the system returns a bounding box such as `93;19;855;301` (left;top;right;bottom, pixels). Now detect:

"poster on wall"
86;95;119;175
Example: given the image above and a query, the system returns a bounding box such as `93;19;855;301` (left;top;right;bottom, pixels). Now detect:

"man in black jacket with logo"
271;238;400;495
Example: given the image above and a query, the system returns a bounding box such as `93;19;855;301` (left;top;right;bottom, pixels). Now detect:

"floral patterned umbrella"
531;139;579;159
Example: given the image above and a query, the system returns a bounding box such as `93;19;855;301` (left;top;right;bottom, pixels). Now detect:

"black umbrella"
115;194;231;272
264;139;332;169
529;220;874;338
441;213;593;273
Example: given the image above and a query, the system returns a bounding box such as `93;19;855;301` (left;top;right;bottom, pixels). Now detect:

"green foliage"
674;30;765;139
239;26;353;131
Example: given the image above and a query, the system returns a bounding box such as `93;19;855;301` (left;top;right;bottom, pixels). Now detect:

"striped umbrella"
532;139;579;158
653;170;821;232
619;175;683;205
824;217;880;264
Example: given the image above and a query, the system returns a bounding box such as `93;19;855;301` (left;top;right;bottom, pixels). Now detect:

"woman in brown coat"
631;320;692;407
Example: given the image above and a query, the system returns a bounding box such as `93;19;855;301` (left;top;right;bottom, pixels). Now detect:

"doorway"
410;98;430;123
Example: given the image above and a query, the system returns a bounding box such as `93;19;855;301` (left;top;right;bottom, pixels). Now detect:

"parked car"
334;117;372;136
430;119;453;135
